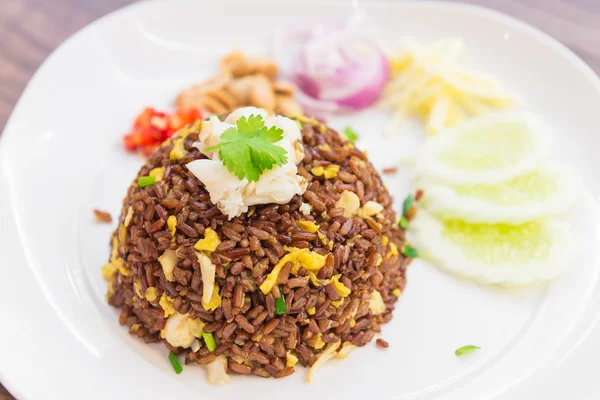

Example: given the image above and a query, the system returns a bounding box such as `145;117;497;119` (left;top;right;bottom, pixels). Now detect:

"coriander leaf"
343;126;358;142
455;345;480;356
206;115;288;182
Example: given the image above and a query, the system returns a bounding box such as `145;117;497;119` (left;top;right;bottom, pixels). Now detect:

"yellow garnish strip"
384;38;521;135
306;341;341;383
259;247;328;295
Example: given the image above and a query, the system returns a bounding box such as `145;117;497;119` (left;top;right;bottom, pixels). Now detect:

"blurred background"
1;0;599;398
2;0;599;131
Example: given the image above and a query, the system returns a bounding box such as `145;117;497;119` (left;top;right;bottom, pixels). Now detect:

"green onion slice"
455;345;480;356
138;176;156;188
343;126;358;142
402;194;414;217
401;244;418;258
203;332;217;352
275;289;286;315
168;351;183;374
398;216;408;229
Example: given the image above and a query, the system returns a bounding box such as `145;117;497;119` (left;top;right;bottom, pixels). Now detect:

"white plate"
2;1;600;399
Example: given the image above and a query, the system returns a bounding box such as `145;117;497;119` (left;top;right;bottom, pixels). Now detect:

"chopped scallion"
138;175;156;188
398;216;408;229
343;126;358;142
203;332;217;352
168;351;183;374
455;345;480;356
275;289;286;315
402;194;414;217
401;244;418;258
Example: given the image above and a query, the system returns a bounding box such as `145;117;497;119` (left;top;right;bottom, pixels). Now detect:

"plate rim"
2;1;600;399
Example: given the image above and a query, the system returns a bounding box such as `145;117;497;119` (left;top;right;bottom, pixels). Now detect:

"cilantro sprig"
206;114;288;182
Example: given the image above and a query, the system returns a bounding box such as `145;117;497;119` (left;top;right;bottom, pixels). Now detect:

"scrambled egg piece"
203;282;222;311
317;231;333;250
331;298;344;308
169;137;187;160
259;247;328;295
167;216;177;239
118;223;127;245
207;355;231;386
393;288;402;297
106;258;130;277
336;342;357;359
311;165;340;179
159;293;176;318
158;249;178;281
332;275;351;297
161;313;196;348
297;220;319;233
149;167;165;182
286;351;299;367
375;254;383;267
197;252;216;305
369;290;386;315
382;236;389;246
101;258;121;280
306;341;341;383
358;201;384;218
313;333;325;350
124;206;134;227
307;307;316;315
144;287;158;302
308;272;332;287
110;237;119;262
133;280;143;298
336;191;360;218
386;242;399;260
299;202;313;216
194;228;222;252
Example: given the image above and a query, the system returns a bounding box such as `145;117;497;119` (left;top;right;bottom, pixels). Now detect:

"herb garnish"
206;114;288;182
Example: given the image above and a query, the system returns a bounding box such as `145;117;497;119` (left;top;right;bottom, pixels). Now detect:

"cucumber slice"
409;211;574;286
414;112;551;185
417;163;582;224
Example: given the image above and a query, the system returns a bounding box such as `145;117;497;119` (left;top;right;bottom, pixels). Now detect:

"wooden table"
1;0;599;398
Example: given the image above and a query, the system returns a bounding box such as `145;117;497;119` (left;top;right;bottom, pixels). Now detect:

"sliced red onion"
272;24;389;113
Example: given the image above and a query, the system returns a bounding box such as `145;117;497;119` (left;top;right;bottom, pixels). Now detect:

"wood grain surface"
0;0;599;398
